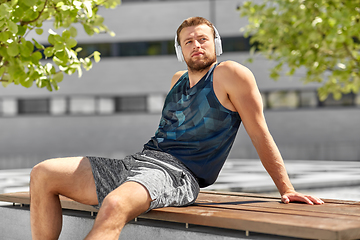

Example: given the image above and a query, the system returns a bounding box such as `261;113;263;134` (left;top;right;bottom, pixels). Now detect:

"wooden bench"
1;191;360;240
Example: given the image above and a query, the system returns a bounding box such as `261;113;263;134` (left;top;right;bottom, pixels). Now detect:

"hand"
281;191;324;205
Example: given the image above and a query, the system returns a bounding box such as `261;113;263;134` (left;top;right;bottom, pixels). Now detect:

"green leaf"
0;4;11;19
83;24;94;36
93;51;101;63
8;21;18;34
0;67;5;77
54;43;64;51
44;47;54;57
19;41;33;57
66;38;77;48
20;77;34;88
48;34;56;45
35;28;44;35
53;71;64;83
17;25;27;36
31;51;43;62
23;0;38;7
7;42;20;57
32;38;45;50
0;31;10;42
69;26;77;37
62;29;71;39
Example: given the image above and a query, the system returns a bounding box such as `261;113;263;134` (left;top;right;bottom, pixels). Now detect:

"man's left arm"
219;61;324;205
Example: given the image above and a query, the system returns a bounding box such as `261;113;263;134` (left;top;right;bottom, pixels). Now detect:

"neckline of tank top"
186;62;220;92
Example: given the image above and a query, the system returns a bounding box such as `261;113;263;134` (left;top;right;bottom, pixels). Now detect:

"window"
267;91;299;109
51;98;68;115
70;97;96;114
18;99;49;115
115;96;147;112
147;94;165;113
222;36;251;52
98;97;115;114
319;93;355;107
299;91;318;108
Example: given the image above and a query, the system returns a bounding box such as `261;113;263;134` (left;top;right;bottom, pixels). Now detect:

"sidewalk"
1;159;360;203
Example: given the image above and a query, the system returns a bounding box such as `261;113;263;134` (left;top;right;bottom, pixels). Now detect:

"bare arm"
218;61;323;205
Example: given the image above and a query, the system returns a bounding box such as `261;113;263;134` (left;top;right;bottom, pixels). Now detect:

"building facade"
0;0;359;169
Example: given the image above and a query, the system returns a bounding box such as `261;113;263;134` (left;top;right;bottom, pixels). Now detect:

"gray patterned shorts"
87;149;200;212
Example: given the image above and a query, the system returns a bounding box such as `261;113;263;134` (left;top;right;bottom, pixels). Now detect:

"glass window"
319;93;355;107
299;91;318;108
18;99;49;115
147;94;165;113
2;99;17;116
77;43;112;58
115;96;147;112
70;97;96;114
51;98;67;115
355;92;360;106
268;91;299;109
222;36;251;52
98;97;115;114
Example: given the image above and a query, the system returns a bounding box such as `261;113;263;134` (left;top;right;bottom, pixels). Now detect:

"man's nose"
193;40;201;48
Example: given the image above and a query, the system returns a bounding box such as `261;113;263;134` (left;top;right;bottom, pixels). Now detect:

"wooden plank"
201;190;360;205
0;192;98;213
1;191;360;240
141;205;360;240
196;192;360;219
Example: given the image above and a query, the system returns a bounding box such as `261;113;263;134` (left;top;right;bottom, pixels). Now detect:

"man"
30;17;324;240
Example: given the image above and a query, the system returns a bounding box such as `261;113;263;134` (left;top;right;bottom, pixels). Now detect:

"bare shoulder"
216;61;255;82
170;70;187;89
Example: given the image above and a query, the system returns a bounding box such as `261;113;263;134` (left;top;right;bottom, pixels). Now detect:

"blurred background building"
0;0;359;169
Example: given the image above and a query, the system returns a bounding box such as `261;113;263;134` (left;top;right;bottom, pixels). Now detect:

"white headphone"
174;25;223;62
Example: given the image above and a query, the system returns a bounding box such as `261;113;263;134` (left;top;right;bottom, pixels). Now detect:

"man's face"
178;24;216;72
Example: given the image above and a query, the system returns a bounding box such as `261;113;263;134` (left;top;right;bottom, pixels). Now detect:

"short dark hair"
176;17;215;45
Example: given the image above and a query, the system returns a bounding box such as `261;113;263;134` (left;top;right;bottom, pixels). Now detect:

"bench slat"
1;191;360;240
196;192;360;219
142;204;360;240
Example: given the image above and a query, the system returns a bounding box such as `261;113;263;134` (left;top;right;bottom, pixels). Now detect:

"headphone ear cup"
174;35;184;62
215;38;222;56
213;26;223;56
175;45;184;62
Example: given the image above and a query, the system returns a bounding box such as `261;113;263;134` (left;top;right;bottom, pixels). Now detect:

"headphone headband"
174;25;223;62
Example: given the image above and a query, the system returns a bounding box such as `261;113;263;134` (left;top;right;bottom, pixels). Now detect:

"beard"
185;52;216;73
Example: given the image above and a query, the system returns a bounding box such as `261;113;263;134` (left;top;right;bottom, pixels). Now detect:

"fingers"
281;192;324;205
307;195;325;205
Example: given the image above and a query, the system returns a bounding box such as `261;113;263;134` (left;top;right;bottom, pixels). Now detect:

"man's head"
175;17;222;71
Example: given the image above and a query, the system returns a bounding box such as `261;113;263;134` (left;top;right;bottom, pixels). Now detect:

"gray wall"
0;0;359;169
1;107;359;169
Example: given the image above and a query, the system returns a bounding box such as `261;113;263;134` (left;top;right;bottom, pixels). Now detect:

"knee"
100;194;131;222
102;194;124;213
30;159;56;190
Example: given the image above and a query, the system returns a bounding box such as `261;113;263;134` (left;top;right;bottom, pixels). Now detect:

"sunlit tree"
239;0;360;100
0;0;120;91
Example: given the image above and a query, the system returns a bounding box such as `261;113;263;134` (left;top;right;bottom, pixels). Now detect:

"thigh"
33;157;98;205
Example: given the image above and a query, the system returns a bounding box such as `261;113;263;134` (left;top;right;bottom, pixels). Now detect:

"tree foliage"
238;0;360;100
0;0;120;91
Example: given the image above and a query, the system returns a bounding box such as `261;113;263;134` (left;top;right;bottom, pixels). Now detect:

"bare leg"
30;157;98;240
84;181;152;240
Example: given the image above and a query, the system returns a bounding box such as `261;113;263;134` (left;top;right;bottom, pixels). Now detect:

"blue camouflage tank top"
144;63;241;187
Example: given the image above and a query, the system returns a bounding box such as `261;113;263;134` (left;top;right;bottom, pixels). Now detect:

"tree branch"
20;0;48;26
343;42;360;68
